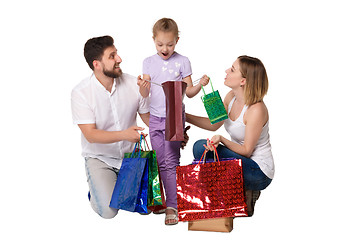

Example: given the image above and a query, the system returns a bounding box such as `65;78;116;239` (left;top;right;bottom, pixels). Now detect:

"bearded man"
71;35;150;218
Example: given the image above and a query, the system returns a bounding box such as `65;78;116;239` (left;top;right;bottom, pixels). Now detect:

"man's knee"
96;206;118;219
90;200;118;219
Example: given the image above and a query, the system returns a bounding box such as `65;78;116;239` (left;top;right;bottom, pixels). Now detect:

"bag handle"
200;77;214;95
140;133;150;151
130;134;143;158
198;144;219;164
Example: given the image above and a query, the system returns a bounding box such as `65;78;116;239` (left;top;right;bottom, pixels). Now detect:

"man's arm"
78;124;144;144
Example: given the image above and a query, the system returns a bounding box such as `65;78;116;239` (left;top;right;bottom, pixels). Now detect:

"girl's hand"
199;74;210;86
137;75;150;89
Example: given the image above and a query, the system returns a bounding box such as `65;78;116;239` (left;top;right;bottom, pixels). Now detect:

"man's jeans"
85;157;119;219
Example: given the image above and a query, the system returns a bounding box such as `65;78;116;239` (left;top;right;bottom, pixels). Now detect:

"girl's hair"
84;35;114;70
152;18;179;38
238;55;268;106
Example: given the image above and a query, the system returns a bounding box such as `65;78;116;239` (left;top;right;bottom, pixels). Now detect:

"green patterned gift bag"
201;78;228;124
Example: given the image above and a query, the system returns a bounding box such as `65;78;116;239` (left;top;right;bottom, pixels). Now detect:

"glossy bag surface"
176;149;247;221
110;135;148;213
109;153;147;212
201;79;228;124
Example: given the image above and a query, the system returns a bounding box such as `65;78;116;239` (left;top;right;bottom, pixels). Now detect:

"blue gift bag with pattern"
110;135;148;213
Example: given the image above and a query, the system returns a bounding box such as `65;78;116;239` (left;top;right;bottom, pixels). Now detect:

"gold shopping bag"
188;217;233;232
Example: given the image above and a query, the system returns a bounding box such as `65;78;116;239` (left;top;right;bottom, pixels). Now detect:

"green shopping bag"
201;78;228;124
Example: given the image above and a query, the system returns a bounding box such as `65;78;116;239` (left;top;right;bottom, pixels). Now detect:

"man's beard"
103;67;122;78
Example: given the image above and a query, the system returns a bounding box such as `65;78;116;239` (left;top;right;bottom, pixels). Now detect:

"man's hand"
123;126;145;143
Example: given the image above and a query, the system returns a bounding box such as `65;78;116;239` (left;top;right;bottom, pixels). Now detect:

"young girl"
137;18;209;225
187;56;274;217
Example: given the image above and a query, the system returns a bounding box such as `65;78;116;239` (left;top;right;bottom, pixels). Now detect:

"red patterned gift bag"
176;149;248;222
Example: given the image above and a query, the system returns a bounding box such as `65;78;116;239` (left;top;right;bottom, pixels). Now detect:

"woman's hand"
203;135;222;151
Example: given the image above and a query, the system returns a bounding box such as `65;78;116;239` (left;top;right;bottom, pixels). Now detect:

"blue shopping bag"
134;159;149;213
110;135;148;213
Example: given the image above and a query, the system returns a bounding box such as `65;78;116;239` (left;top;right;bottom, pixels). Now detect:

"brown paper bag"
188;217;233;232
162;81;187;141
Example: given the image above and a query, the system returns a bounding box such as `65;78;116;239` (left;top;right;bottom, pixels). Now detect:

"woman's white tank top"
224;97;274;179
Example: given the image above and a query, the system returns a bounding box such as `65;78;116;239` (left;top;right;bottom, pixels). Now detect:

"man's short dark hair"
84;35;114;70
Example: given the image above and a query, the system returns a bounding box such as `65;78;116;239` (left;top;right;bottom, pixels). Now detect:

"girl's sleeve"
181;56;192;78
143;57;150;75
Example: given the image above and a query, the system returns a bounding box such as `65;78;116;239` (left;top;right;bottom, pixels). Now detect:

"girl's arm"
139;112;150;127
137;74;151;98
183;75;210;98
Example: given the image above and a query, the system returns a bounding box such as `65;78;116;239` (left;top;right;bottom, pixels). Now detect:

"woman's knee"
193;139;207;158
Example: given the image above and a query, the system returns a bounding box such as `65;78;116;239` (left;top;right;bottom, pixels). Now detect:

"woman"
186;55;274;216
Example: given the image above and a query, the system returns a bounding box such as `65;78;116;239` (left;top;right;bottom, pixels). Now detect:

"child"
137;18;209;225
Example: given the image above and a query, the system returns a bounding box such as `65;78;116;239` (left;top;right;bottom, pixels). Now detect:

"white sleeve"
71;89;95;124
138;94;150;114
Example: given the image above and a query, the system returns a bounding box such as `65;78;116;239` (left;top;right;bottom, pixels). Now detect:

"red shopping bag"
162;81;187;141
176;149;248;222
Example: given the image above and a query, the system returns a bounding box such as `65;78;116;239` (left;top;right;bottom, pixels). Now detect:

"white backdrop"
1;0;359;239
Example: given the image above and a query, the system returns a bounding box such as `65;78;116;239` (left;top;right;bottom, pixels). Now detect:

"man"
71;35;150;218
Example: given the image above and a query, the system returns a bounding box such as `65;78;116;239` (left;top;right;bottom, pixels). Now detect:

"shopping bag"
162;81;187;141
188;217;233;232
123;134;166;211
109;135;148;213
192;149;234;164
134;159;149;213
176;148;247;222
201;78;228;124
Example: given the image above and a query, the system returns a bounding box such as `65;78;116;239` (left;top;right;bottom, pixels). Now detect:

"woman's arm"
186;113;223;131
207;102;268;158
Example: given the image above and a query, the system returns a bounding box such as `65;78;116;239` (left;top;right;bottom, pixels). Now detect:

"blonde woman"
186;56;274;216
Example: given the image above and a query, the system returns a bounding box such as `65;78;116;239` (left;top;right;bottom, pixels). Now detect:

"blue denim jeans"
193;139;272;191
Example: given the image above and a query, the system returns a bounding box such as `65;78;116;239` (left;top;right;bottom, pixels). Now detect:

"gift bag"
122;134;166;211
201;78;228;124
176;148;248;222
162;81;187;141
188;217;233;232
109;135;148;213
134;159;149;213
192;149;234;165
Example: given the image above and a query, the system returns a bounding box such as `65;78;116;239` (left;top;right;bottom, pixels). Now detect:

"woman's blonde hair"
238;55;268;106
152;18;179;38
